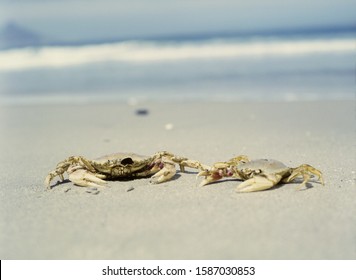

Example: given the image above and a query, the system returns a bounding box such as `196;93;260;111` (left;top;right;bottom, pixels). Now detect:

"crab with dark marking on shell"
45;151;208;189
197;156;324;192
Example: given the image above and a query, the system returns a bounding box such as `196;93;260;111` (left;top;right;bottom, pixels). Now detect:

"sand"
0;100;355;259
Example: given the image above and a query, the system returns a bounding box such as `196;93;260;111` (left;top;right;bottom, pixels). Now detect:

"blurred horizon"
0;19;355;50
1;0;355;49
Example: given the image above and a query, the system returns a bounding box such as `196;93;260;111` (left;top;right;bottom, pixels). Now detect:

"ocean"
0;28;355;105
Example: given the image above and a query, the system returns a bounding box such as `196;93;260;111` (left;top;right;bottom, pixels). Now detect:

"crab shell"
86;153;159;178
236;159;292;180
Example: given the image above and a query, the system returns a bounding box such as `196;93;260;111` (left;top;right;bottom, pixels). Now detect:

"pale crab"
45;151;208;189
197;156;324;192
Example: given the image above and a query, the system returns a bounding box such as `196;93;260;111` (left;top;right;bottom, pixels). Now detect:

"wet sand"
0;100;355;259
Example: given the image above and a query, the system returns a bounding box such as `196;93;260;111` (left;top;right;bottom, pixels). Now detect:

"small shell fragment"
165;123;174;130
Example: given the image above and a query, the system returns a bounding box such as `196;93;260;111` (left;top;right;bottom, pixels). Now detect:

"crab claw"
196;170;223;187
150;162;176;184
236;175;280;192
68;169;108;187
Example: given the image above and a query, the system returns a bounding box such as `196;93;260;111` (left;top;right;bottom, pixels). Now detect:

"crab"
197;156;324;192
45;151;208;189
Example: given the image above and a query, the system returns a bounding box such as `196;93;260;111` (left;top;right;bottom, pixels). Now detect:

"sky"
1;0;355;43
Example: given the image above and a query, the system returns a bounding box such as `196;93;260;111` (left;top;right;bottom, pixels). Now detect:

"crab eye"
121;157;134;165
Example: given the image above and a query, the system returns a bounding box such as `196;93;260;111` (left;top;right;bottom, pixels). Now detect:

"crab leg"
45;156;77;189
45;170;65;189
197;169;224;187
175;159;210;172
44;156;98;189
162;153;209;172
284;164;325;189
196;155;249;187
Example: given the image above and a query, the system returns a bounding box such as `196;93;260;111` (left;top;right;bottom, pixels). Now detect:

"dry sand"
0;100;355;259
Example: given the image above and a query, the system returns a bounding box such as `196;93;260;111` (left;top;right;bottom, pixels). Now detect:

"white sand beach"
0;100;355;259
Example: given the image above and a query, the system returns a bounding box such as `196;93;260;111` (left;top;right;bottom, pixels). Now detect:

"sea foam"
0;37;354;71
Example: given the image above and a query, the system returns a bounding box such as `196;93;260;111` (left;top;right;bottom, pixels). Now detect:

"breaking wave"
0;37;354;71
